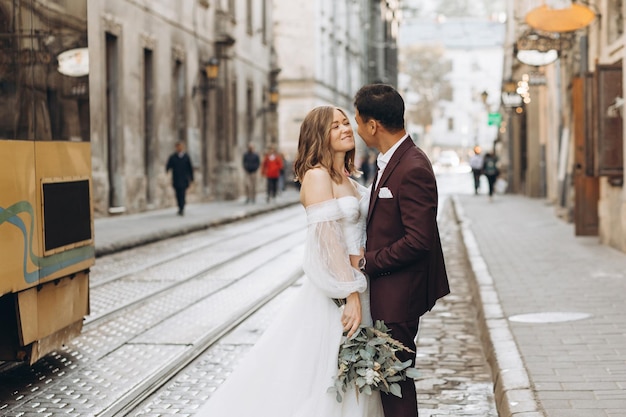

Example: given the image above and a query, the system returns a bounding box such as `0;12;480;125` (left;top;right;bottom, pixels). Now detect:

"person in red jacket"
261;145;284;203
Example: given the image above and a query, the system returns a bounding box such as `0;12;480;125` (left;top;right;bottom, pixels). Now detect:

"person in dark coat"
166;141;194;215
482;152;499;200
242;143;261;203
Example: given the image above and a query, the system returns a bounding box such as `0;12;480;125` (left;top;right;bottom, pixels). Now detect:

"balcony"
215;9;235;47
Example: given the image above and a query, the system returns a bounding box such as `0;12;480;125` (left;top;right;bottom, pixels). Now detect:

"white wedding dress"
195;182;383;417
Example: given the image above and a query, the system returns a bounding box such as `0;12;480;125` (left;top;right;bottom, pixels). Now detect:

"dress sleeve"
303;199;367;299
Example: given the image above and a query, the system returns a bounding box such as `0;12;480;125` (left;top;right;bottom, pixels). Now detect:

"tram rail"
0;207;306;416
84;210;303;328
99;269;303;417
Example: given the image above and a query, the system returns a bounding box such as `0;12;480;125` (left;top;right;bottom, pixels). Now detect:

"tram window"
42;179;92;252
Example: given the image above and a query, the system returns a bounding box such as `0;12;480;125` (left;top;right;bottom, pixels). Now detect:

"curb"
451;196;545;417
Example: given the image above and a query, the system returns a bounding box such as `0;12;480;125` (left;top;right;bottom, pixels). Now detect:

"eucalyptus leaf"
389;383;402;398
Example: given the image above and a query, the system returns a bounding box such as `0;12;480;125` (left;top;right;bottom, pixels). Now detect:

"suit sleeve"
365;163;438;276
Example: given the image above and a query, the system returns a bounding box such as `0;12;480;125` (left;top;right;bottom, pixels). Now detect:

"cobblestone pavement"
131;196;498;416
415;198;497;417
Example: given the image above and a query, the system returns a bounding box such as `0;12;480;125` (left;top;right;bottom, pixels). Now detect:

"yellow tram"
0;0;93;364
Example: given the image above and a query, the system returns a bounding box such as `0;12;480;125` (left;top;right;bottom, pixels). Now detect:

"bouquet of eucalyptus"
328;320;420;403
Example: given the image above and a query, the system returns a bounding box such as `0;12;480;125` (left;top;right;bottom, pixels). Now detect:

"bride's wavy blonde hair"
293;106;358;184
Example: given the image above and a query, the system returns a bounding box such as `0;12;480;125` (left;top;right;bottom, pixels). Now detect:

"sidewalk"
454;193;626;417
93;189;301;256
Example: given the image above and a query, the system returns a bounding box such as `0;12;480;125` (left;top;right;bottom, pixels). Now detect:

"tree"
399;44;452;130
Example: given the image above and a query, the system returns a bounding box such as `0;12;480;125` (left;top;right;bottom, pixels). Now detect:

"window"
106;33;121;207
261;0;267;43
246;82;254;141
173;60;186;143
246;0;253;35
144;48;154;202
595;62;623;179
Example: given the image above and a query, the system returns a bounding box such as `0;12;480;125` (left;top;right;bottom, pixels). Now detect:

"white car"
437;150;460;167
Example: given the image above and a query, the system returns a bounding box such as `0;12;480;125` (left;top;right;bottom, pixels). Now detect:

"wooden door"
573;76;599;236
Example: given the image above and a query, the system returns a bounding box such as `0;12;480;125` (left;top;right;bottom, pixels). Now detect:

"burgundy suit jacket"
364;137;450;323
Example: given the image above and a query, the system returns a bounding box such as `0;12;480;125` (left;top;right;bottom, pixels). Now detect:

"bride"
194;106;383;417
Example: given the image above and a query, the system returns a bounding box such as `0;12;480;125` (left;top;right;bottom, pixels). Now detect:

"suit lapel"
367;137;414;225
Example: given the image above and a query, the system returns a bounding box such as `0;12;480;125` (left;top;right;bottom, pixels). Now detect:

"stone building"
272;0;401;161
501;0;626;252
399;17;505;158
88;0;276;216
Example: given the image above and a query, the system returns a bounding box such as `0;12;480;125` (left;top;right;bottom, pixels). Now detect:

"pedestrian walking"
482;152;499;200
469;145;484;194
354;83;450;417
242;143;261;204
165;141;193;216
195;105;382;416
261;145;283;203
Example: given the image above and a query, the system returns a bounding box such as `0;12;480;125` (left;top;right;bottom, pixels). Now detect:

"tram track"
89;207;303;290
0;206;307;417
99;268;304;417
84;213;303;328
93;235;306;417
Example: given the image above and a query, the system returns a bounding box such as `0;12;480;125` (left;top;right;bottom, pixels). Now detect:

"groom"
354;84;450;417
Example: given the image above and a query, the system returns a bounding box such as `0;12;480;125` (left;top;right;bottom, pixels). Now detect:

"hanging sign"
488;112;502;126
57;47;89;77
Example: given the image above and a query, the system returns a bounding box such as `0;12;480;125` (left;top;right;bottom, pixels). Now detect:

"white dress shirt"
375;134;409;189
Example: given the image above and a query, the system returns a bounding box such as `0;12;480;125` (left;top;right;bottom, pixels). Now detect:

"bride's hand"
349;254;360;270
341;292;362;338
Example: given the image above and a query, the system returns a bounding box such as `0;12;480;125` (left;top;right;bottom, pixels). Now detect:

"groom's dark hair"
354;84;405;133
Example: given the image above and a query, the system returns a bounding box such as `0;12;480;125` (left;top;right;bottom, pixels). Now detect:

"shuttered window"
595;63;623;178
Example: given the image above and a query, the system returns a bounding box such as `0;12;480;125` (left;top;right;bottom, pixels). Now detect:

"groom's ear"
368;119;379;135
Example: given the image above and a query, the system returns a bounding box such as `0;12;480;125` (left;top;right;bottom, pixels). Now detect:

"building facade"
501;0;626;252
88;0;275;216
399;17;505;159
272;0;400;161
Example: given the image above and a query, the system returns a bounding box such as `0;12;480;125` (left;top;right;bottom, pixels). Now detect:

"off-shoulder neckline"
303;195;363;210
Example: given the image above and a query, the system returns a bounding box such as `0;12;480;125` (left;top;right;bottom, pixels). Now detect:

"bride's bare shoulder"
301;167;333;206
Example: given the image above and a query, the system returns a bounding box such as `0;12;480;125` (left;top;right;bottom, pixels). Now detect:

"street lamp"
268;85;279;110
256;85;280;116
204;56;219;80
192;56;219;97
